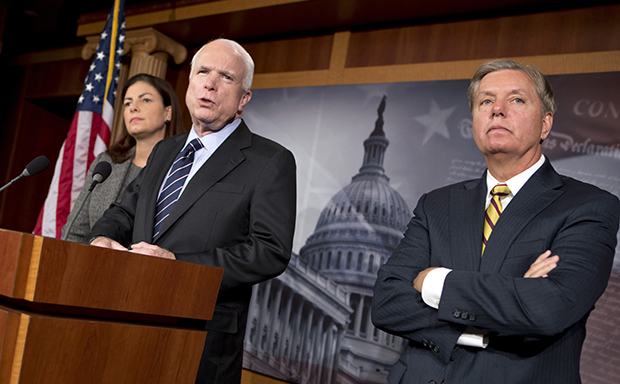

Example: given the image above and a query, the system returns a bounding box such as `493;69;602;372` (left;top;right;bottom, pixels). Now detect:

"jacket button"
422;339;429;347
460;311;469;320
452;310;461;318
432;345;440;353
468;313;476;322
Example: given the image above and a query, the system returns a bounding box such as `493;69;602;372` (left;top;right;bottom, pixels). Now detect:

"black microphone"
62;161;112;241
0;156;50;194
24;156;50;177
88;161;112;191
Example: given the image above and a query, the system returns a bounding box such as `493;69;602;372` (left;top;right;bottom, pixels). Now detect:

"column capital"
82;27;187;65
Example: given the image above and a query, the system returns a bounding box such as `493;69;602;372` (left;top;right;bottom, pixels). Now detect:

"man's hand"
129;242;176;260
524;250;559;278
90;236;128;251
413;267;441;292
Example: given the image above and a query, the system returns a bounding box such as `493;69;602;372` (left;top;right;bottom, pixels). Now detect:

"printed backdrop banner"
241;72;620;384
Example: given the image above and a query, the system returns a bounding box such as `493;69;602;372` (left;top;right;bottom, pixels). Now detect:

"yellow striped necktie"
482;184;511;255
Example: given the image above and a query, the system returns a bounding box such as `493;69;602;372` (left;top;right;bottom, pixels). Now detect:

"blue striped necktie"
153;138;204;239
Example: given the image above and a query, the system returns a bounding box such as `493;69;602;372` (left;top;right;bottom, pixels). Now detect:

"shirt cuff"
457;326;489;348
421;267;451;309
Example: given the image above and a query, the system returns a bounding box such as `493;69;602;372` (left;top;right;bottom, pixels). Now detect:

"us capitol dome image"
243;95;411;384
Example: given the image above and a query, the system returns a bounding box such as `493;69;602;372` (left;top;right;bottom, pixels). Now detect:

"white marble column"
289;299;304;374
246;284;261;351
299;306;315;376
354;294;364;337
323;324;337;384
267;282;284;360
365;296;374;340
315;316;328;382
257;280;272;353
278;289;294;361
82;27;187;146
310;313;325;381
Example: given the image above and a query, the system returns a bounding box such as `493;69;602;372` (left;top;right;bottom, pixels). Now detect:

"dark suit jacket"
372;159;619;384
91;120;297;383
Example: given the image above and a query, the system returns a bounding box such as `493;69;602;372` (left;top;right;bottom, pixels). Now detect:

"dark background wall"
1;0;619;246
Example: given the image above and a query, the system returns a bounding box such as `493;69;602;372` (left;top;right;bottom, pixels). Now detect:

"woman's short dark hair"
108;73;186;163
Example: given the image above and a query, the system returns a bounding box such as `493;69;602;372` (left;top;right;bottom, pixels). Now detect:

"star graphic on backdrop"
78;95;84;103
96;51;105;61
94;73;103;82
414;99;456;145
85;83;94;92
119;34;125;43
93;95;100;103
89;63;96;72
101;31;108;40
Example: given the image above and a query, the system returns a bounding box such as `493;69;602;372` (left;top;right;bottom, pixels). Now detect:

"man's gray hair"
467;59;555;116
190;38;255;91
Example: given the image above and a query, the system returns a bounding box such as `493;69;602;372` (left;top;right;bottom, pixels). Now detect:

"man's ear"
540;113;553;142
238;90;252;113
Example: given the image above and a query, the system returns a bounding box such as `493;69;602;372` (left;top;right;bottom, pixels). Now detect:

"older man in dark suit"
90;39;296;384
372;59;620;383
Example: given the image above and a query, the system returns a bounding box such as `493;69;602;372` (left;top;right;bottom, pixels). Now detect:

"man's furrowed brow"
508;88;528;96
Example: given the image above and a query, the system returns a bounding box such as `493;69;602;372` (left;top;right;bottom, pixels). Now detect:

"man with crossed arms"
372;59;620;383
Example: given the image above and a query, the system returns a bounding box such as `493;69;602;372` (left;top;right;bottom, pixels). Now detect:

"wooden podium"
0;229;223;384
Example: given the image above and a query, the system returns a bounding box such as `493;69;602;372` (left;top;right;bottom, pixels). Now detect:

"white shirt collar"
485;155;546;207
186;118;241;153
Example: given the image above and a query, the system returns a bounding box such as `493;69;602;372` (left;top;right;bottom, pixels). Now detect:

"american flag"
33;0;125;237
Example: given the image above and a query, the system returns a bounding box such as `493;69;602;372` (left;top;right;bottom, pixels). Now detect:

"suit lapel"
479;160;564;273
449;176;486;271
153;121;252;242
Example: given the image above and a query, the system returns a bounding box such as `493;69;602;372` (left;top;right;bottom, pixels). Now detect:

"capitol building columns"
244;254;350;383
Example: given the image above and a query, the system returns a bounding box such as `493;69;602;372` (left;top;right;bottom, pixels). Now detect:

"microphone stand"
0;156;49;193
61;192;92;241
0;173;27;193
61;161;111;241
